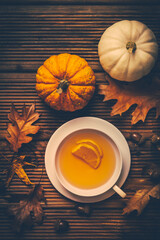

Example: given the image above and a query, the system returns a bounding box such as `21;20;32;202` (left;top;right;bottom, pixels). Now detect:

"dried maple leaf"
99;74;160;125
9;184;45;233
122;184;160;215
5;155;36;187
6;103;40;152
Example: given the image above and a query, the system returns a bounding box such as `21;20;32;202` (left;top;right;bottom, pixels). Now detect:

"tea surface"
58;130;116;189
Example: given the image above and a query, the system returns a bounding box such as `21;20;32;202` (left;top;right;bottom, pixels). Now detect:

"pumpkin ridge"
138;27;152;41
125;53;131;80
43;64;61;82
68;89;78;106
68;65;95;86
44;89;57;103
138;38;157;44
65;90;77;111
36;66;59;84
45;89;61;110
118;25;131;40
63;54;71;79
36;83;58;98
67;64;88;81
102;35;124;43
130;20;133;41
69;83;94;87
70;87;86;101
39;90;54;99
63;91;75;111
138;48;157;59
99;46;122;57
70;85;95;101
106;52;125;75
136;54;146;76
59;92;66;111
69;89;83;100
68;88;86;109
55;55;62;78
36;82;58;88
36;77;59;84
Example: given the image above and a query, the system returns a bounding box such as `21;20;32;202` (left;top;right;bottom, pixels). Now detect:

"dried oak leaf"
122;184;160;215
6;103;40;152
9;184;45;233
5;155;36;187
99;74;160;125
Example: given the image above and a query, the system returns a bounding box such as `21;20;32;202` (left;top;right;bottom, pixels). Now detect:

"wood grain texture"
0;2;160;240
0;5;159;73
0;0;160;5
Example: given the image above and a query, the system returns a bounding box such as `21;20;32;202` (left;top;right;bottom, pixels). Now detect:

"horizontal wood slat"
0;5;159;73
0;0;160;5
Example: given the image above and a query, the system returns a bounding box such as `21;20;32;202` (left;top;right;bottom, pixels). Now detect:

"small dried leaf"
6;156;36;187
99;74;160;125
6;103;40;152
9;184;45;233
122;184;160;215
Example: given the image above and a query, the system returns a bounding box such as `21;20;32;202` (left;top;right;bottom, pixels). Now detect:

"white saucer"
45;117;131;203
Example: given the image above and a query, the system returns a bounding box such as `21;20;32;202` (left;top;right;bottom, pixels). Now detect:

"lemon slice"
71;143;101;169
77;139;103;158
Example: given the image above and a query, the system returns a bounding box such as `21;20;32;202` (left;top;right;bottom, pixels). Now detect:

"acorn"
151;134;160;151
130;132;142;143
75;203;92;217
142;163;160;181
151;134;160;144
129;132;148;145
54;219;69;233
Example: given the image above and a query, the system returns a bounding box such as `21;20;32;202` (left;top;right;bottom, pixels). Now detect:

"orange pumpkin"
36;53;96;111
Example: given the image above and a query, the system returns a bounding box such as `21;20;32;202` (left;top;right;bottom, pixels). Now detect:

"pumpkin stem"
57;79;69;94
126;41;136;54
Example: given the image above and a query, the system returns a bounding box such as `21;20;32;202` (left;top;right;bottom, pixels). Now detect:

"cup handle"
113;185;126;198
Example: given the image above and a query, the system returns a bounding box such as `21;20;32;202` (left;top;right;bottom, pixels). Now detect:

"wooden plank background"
0;1;160;240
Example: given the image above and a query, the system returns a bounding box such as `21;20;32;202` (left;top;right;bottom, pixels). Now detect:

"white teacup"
54;130;126;198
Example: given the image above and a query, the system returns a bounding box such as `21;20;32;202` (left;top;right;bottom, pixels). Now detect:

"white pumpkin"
98;20;158;82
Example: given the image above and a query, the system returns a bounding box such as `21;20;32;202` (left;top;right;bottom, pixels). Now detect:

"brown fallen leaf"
122;184;160;215
5;155;36;187
9;184;45;233
6;103;40;152
99;73;160;125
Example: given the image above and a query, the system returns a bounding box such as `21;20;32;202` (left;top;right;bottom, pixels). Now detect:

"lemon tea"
57;129;116;190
